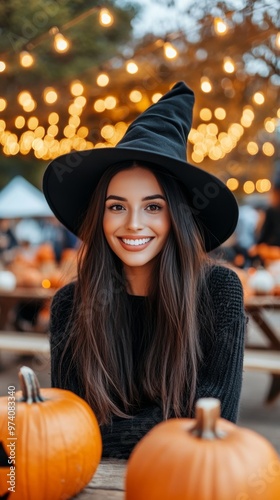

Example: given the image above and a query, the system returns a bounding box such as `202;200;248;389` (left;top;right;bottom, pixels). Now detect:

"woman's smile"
117;236;154;251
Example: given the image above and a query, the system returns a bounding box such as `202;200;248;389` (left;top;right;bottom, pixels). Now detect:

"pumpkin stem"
189;398;226;440
18;366;46;404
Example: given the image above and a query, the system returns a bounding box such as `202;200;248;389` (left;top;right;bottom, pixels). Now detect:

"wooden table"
245;295;280;403
0;287;55;330
75;459;126;499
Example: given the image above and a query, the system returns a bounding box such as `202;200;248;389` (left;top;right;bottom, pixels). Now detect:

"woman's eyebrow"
105;194;166;201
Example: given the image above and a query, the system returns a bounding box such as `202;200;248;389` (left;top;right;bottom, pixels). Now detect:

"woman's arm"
196;265;247;422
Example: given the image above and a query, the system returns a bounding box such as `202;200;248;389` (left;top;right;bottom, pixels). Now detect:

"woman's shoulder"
207;263;243;287
51;281;76;309
206;263;244;307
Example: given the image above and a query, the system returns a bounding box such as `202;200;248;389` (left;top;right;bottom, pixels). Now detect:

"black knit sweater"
49;265;246;459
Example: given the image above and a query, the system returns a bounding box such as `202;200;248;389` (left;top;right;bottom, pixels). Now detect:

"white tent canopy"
0;176;53;218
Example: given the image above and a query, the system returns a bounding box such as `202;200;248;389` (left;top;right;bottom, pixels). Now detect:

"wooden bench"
0;332;50;355
244;349;280;374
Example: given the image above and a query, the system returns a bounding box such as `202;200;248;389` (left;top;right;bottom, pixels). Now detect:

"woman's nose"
125;209;144;230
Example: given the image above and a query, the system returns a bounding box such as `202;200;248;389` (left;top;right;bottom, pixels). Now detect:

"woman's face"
103;166;171;270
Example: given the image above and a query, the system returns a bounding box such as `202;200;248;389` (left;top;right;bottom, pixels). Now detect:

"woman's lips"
117;237;154;251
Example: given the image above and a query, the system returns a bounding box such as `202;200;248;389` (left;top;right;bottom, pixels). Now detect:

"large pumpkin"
126;398;280;500
0;367;102;500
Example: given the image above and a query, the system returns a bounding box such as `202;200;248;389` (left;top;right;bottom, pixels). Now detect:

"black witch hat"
43;81;238;251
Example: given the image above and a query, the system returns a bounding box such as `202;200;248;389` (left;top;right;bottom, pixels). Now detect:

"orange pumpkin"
36;243;56;264
126;398;280;500
0;367;102;500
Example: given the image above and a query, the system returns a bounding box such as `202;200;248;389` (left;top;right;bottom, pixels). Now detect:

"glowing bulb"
99;8;114;27
262;142;275;156
18;91;32;106
247;142;259;155
223;57;235;73
43;88;58;104
129;90;142;103
15;116;25;129
96;73;109;87
164;42;177;59
70;80;84;96
200;108;212;121
152;93;162;103
214;17;228;35
0;61;6;72
200;77;212;93
126;61;138;74
264;119;275;133
20;51;34;68
0;98;7;112
104;96;117;109
94;99;106;112
48;112;59;125
226;178;239;191
253;92;265;105
54;33;69;53
275;32;280;49
214;107;226;120
243;181;255;194
27;117;39;130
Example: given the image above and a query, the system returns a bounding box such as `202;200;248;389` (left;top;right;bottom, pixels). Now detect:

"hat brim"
43;146;238;252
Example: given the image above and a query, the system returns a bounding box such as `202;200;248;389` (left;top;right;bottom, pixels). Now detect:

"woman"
43;82;246;458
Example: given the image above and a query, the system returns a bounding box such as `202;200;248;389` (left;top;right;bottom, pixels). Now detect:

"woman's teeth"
121;238;152;246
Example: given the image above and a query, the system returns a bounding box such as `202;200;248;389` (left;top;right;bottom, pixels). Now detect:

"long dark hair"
58;162;215;425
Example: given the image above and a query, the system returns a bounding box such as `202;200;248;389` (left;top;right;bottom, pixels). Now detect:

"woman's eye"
108;204;124;211
147;204;162;212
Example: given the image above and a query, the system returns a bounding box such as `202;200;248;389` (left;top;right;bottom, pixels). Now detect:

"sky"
116;0;278;37
116;0;193;37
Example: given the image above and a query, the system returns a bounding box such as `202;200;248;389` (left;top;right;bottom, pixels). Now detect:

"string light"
200;108;212;121
94;99;106;112
54;33;70;53
27;117;39;130
223;57;235;73
99;8;114;27
70;81;84;96
163;42;178;59
226;178;239;191
256;179;271;193
247;141;259;155
253;92;265;105
262;142;275;156
17;91;32;106
214;17;228;35
243;181;255;194
126;60;139;74
104;95;117;109
151;93;162;103
264;118;275;133
200;76;212;93
15;116;25;129
19;51;34;68
96;73;109;87
0;61;6;72
129;90;142;103
43;88;58;104
214;108;226;120
276;32;280;49
0;98;7;112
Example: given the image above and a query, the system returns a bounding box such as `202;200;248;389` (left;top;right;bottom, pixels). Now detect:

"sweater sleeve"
196;265;247;422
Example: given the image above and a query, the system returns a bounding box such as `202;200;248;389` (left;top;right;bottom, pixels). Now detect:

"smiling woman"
43;81;246;459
